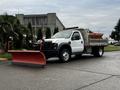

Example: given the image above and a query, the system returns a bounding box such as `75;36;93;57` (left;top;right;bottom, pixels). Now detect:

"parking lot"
0;51;120;90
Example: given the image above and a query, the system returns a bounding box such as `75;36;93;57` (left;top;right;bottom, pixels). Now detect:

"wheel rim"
99;49;103;56
62;51;69;61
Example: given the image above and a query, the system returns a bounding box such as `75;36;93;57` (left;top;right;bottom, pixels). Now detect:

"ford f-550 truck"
43;29;108;62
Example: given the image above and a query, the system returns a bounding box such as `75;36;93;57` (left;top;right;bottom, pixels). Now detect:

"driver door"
71;32;84;53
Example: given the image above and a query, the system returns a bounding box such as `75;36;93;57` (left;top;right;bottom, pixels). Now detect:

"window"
36;17;39;25
72;32;81;40
32;18;35;25
52;30;72;39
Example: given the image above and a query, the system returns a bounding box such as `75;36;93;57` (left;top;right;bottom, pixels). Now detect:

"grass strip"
104;45;120;52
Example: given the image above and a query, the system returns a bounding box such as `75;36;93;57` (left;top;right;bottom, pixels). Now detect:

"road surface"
0;51;120;90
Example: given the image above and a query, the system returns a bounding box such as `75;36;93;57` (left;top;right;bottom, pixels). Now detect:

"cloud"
0;0;120;36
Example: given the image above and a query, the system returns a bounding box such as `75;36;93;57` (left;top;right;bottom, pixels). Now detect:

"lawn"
104;45;120;52
0;53;12;60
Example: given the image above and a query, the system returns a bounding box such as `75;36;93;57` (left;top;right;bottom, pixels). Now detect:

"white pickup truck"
43;29;108;62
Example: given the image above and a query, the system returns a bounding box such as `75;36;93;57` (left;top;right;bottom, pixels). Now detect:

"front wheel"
93;47;104;57
59;49;71;62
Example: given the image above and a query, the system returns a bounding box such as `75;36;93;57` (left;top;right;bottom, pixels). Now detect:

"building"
16;13;65;36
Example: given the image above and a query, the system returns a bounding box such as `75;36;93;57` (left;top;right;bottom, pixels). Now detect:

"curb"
0;58;12;65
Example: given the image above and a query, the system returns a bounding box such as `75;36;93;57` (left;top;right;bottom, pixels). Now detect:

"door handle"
68;41;71;44
81;41;83;43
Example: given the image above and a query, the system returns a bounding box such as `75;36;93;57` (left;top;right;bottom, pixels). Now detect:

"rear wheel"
59;49;71;62
93;47;104;57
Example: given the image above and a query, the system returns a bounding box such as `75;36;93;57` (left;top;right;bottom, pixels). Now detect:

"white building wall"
16;13;65;36
56;17;65;31
47;13;56;35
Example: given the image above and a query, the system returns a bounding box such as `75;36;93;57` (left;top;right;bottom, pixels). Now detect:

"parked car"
114;42;120;46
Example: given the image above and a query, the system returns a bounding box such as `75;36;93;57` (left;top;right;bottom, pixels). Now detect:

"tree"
53;27;59;35
110;19;120;42
0;14;18;51
26;22;34;49
45;27;51;39
37;28;43;40
0;13;30;50
13;19;24;49
27;22;34;43
110;31;118;41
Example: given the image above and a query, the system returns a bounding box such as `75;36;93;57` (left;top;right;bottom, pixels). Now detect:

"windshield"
52;30;72;39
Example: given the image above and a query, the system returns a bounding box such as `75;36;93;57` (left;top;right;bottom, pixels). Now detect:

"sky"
0;0;120;37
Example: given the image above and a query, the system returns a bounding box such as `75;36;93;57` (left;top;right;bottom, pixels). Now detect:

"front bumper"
42;49;59;58
42;41;59;58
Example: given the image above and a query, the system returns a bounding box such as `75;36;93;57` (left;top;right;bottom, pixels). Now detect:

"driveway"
0;51;120;90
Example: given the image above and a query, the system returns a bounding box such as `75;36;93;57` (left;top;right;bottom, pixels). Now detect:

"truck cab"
43;29;84;62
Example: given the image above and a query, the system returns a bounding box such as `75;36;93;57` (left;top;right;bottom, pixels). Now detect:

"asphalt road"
0;51;120;90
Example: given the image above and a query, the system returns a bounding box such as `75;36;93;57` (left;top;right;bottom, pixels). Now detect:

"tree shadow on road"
47;55;106;64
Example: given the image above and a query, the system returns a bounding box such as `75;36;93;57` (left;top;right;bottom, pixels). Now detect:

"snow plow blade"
8;50;46;66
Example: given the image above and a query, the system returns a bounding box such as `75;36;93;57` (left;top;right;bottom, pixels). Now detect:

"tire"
59;49;71;62
93;47;104;57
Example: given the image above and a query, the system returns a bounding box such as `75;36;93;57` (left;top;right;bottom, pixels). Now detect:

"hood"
45;38;70;44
